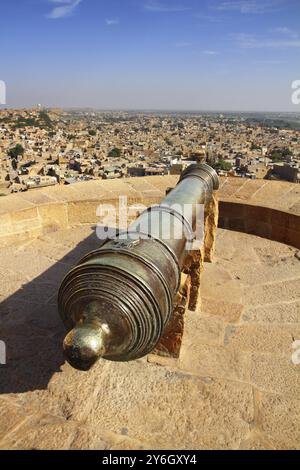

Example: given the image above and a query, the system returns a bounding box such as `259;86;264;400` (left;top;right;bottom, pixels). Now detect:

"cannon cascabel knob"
63;324;106;371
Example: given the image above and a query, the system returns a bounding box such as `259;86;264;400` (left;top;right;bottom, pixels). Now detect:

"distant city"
0;107;299;194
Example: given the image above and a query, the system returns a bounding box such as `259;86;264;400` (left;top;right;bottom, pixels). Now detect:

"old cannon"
58;164;219;370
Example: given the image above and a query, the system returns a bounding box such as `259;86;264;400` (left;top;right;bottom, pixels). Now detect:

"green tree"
270;147;293;162
39;111;53;129
8;144;24;159
108;147;121;158
212;159;232;172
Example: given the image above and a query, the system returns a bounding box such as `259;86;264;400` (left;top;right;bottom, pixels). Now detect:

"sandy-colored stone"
179;341;251;382
73;362;254;450
230;256;300;286
244;278;300;306
224;324;300;354
0;416;109;450
204;192;219;262
0;195;34;216
0;175;299;249
201;297;244;323
184;311;224;346
154;274;190;358
238;431;275;450
233;179;267;201
67;200;107;225
0;179;299;450
242;301;300;324
257;393;300;448
201;267;242;304
38;203;68;231
0;398;29;443
251;354;300;397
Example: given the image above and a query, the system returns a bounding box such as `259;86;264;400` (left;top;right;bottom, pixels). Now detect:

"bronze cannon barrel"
58;164;219;370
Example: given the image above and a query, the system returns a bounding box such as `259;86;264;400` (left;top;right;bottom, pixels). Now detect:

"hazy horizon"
1;0;300;113
2;106;300;115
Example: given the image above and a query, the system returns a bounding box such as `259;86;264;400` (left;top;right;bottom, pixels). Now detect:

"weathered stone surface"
201;297;244;323
154;274;190;358
0;397;29;443
258;393;300;448
224;324;300;354
242;301;300;324
179;341;251;382
0;218;299;449
69;362;254;450
250;354;300;397
229;256;300;286
204;192;219;262
0;176;299;250
38;203;68;231
244;279;300;306
184;311;224;347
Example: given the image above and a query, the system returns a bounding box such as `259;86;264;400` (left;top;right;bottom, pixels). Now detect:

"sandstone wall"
0;176;299;248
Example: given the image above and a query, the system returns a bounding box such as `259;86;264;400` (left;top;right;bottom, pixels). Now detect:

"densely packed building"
0;108;299;194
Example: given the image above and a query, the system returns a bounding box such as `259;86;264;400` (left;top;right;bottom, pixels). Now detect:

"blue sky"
1;0;300;111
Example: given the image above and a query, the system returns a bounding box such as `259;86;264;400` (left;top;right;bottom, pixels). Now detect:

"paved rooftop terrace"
0;226;299;449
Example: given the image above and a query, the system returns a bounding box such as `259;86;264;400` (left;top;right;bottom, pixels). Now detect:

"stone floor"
0;226;299;450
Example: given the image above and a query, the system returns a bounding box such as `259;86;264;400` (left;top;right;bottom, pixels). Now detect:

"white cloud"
105;19;120;26
47;0;82;19
144;1;189;12
232;32;300;48
212;1;280;14
202;50;219;55
270;27;299;39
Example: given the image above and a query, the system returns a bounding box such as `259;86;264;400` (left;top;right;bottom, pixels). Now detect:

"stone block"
179;341;251;382
258;392;300;448
250;354;300;397
242;301;300;324
58;361;254;450
0;398;28;443
201;297;244;323
38;203;68;231
10;207;39;223
153;274;190;358
68;200;108;225
224;324;300;354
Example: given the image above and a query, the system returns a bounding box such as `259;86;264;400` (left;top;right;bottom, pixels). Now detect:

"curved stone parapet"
0;176;299;248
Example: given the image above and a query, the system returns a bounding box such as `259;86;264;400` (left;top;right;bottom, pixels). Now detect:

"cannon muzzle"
58;164;219;370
